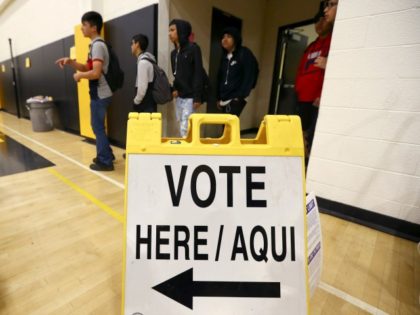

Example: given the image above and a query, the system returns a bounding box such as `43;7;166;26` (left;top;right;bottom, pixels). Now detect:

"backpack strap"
90;38;108;75
141;56;156;64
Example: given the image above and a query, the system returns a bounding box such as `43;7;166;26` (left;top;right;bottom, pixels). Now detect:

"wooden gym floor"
0;111;419;315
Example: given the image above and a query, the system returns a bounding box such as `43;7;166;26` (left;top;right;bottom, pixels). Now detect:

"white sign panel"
124;154;308;315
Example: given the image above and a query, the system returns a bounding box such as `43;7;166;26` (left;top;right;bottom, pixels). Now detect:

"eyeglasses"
324;1;338;9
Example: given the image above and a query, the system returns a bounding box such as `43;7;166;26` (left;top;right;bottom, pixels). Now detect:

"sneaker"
93;154;116;164
89;161;114;171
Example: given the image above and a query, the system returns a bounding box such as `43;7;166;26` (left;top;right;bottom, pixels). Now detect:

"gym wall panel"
105;4;157;146
62;36;80;133
0;60;17;115
13;36;80;132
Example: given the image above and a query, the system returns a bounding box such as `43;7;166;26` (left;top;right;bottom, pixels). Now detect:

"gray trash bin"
26;101;55;132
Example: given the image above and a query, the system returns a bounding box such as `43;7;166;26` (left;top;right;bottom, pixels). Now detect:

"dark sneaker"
89;162;114;171
93;154;116;164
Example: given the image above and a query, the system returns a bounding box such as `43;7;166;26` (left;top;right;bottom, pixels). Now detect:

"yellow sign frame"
122;113;309;314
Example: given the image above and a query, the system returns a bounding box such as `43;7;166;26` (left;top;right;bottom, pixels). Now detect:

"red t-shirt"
295;33;332;102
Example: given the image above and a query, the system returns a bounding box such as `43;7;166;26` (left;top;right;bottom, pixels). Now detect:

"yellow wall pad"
48;168;123;223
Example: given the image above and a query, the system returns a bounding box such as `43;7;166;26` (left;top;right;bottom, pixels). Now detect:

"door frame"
207;7;242;114
268;18;314;115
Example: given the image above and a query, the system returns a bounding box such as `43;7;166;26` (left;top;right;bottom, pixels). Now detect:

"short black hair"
314;9;324;22
81;11;103;34
132;34;149;51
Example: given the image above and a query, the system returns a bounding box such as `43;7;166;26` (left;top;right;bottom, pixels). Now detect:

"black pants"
132;102;157;113
222;98;247;117
132;86;157;113
296;101;319;162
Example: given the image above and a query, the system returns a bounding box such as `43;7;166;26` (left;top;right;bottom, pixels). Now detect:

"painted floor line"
0;123;125;189
48;168;124;223
319;281;389;315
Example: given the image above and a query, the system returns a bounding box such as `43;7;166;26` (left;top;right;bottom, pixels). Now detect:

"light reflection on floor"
0;132;54;177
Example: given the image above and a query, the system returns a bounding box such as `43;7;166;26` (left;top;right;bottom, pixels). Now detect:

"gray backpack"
143;57;173;104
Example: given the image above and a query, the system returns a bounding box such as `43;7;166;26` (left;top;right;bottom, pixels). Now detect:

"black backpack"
93;39;124;92
143;57;173;104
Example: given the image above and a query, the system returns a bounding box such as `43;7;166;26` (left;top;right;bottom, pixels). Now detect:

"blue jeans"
175;97;194;137
90;97;113;166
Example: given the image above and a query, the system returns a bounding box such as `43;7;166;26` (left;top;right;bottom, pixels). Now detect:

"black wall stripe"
317;197;420;242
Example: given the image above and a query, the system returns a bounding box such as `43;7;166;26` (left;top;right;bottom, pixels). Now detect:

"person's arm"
192;44;203;107
170;50;178;98
73;60;102;82
55;57;88;72
237;49;256;99
73;41;105;82
314;56;327;69
216;58;224;109
134;60;151;104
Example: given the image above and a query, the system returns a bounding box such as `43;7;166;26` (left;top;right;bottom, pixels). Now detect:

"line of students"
294;1;338;168
56;12;258;172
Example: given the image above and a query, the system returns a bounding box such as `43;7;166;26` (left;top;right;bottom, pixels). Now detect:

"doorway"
203;8;242;137
268;19;318;115
207;8;242;114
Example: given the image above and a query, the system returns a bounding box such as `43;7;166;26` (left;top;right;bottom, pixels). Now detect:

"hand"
55;57;72;69
314;56;327;69
313;97;320;107
73;72;82;82
172;90;178;98
216;101;222;110
193;102;201;110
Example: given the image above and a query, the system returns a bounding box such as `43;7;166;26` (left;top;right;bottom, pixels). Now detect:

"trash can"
26;96;55;132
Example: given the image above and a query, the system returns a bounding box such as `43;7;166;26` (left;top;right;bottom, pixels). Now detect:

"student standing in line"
324;0;339;24
56;11;114;171
216;27;258;117
168;19;204;137
294;11;333;167
311;0;339;71
131;34;156;113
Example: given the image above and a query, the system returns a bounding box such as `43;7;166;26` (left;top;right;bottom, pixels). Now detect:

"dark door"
207;8;242;114
205;8;242;137
269;27;309;115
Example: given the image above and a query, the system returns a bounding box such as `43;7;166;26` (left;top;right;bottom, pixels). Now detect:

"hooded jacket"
217;27;258;102
134;51;156;108
170;19;204;103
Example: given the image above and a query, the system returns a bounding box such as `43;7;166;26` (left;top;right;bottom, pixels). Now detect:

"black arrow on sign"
152;268;281;309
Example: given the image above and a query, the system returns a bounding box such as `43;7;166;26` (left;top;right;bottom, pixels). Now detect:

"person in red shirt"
295;11;333;166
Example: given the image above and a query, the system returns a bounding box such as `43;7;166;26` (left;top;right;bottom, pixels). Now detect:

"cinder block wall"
307;0;420;224
0;0;157;61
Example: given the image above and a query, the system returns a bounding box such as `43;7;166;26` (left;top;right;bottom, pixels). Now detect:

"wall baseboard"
316;197;420;243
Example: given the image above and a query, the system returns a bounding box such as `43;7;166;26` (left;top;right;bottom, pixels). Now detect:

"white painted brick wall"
338;0;420;20
307;0;420;224
0;0;157;61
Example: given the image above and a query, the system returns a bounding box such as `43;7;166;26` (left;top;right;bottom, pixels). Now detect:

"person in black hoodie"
169;19;204;137
217;27;258;117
